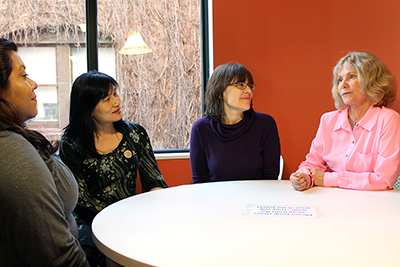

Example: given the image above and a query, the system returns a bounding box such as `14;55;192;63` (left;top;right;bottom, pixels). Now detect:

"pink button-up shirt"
297;106;400;190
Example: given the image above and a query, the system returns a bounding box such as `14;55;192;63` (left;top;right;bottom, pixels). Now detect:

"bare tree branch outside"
0;0;201;149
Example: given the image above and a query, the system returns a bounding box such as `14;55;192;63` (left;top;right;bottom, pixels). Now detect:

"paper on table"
247;205;322;218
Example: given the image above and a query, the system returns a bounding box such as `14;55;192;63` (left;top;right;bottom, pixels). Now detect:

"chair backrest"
393;174;400;190
278;155;284;180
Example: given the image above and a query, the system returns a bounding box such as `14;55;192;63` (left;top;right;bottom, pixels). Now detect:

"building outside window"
18;47;58;123
0;0;203;150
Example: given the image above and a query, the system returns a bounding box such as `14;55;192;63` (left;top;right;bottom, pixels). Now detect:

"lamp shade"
119;31;152;55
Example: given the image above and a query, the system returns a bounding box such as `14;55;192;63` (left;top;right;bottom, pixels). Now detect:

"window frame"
85;0;213;158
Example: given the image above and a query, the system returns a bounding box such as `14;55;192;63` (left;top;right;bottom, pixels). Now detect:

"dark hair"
0;38;57;155
205;63;254;120
63;71;125;156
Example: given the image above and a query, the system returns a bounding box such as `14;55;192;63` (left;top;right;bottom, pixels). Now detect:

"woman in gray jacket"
0;38;89;267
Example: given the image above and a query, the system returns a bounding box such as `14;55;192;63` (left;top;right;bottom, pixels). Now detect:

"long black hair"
0;38;57;155
63;71;126;156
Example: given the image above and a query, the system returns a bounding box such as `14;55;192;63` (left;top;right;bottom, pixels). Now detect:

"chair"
393;174;400;190
278;155;284;180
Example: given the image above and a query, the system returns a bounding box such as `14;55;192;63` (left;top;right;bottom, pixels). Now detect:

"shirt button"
352;141;355;144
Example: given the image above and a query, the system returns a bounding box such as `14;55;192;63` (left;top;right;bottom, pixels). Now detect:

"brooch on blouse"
124;150;136;158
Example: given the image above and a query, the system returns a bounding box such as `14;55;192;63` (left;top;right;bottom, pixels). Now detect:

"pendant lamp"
119;31;152;55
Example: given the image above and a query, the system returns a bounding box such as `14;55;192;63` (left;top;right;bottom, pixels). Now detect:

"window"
71;47;116;81
18;47;58;123
1;0;211;151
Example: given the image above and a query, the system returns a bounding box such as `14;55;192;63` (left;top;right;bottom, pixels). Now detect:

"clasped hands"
290;168;325;191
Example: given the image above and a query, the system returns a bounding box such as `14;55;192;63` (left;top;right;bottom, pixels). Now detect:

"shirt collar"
334;105;377;132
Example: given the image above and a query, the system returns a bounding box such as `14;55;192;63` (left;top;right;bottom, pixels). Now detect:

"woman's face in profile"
1;51;38;122
222;80;253;115
91;86;122;127
337;63;369;108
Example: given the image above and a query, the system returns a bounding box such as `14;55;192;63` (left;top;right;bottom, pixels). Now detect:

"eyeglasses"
228;82;256;91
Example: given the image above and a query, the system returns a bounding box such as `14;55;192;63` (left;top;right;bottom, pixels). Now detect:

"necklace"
349;118;358;130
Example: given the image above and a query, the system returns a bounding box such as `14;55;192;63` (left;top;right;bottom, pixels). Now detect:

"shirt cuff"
308;174;314;189
324;172;338;187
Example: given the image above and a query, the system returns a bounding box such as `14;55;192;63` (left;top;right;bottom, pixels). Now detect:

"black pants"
76;215;106;267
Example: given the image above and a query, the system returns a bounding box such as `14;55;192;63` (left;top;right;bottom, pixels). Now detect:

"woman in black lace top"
60;71;168;266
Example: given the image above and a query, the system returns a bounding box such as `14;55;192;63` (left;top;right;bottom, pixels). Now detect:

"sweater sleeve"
261;115;281;179
190;119;211;183
0;133;89;267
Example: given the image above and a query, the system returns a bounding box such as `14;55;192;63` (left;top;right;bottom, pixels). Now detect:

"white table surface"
92;180;400;267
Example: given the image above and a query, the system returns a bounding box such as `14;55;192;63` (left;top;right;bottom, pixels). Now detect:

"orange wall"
137;159;192;193
157;159;193;186
155;0;400;186
212;0;400;180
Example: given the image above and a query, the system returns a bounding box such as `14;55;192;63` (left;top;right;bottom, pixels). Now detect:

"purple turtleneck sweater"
190;109;281;183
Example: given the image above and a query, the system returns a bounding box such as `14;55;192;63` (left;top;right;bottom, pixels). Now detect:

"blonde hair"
331;51;396;110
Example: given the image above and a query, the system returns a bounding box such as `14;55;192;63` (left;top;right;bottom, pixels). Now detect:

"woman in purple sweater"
190;63;281;183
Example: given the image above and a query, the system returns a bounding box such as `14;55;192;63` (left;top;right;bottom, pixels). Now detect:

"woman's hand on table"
290;172;312;191
309;168;325;186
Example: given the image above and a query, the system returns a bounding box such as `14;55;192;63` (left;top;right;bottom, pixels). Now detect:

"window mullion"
86;0;99;71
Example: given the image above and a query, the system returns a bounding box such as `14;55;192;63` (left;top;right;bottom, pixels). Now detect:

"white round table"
92;180;400;267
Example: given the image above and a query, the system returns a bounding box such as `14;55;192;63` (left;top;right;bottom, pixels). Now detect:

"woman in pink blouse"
290;51;400;191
